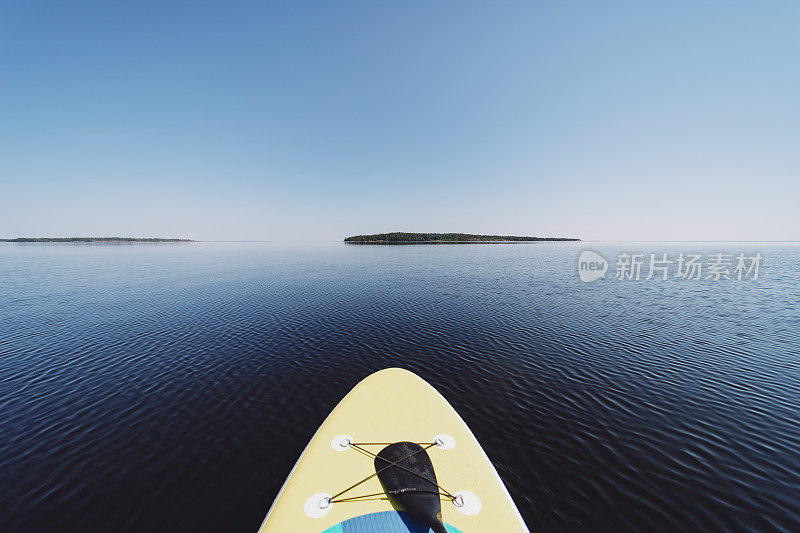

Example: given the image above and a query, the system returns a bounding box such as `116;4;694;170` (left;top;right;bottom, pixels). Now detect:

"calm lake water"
1;241;799;532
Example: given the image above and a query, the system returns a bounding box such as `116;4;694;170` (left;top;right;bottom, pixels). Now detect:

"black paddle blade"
375;442;447;533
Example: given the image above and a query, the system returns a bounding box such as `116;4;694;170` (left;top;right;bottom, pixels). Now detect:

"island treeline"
0;237;193;243
344;232;580;243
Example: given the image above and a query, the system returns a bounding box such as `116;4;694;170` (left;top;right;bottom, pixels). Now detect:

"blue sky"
1;1;798;241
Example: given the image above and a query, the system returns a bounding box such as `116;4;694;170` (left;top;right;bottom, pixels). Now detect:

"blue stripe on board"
321;511;463;533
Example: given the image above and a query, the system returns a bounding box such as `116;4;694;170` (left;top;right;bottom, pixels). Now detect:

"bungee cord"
326;441;455;505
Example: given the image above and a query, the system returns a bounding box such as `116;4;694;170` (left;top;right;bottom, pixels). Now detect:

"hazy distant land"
0;237;193;243
344;232;580;243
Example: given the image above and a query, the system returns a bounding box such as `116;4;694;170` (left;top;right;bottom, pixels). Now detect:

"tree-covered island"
344;232;580;243
0;237;194;243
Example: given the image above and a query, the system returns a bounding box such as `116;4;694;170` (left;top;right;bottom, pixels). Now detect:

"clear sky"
1;1;798;241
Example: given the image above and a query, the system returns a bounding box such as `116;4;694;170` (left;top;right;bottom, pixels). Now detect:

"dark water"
1;242;799;532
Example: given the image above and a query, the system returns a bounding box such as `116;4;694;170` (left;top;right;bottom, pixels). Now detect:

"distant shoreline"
0;237;193;243
344;232;580;244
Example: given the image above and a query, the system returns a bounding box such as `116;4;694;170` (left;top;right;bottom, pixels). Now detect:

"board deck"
258;368;529;532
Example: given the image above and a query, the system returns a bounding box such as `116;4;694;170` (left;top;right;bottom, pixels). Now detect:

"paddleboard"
258;368;529;532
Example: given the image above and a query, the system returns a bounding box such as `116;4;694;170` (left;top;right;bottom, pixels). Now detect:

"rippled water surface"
1;242;799;532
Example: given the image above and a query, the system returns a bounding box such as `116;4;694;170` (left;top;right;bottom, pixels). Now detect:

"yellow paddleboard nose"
258;367;529;532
